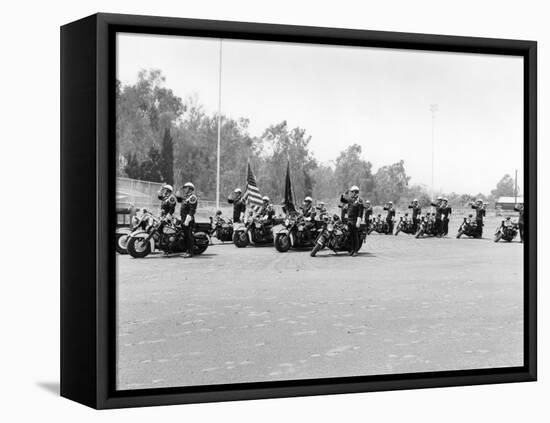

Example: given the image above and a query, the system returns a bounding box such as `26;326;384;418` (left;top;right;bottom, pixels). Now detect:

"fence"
116;177;506;221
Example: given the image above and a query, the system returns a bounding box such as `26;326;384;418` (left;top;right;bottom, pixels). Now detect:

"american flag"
243;163;263;212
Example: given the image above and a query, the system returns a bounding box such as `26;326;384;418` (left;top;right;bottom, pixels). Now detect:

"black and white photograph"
114;32;525;391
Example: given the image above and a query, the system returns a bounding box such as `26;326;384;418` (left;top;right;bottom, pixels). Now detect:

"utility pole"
216;39;223;210
429;104;438;196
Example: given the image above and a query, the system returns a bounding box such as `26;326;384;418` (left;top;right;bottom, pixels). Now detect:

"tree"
372;160;410;205
140;146;163;182
491;174;517;199
259;121;317;202
116;69;184;162
124;152;141;179
333;144;374;198
403;184;431;208
160;127;174;185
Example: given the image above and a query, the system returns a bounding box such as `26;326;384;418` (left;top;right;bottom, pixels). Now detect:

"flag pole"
216;39;223;210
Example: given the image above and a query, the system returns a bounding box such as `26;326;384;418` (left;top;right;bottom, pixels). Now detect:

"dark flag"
283;161;296;213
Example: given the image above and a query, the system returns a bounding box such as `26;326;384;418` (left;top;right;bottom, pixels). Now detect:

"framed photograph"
61;13;537;409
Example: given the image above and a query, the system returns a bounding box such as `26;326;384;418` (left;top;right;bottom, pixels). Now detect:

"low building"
495;196;524;211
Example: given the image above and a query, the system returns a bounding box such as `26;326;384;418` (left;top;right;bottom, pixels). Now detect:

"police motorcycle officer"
158;184;177;218
441;198;452;236
408;198;422;232
258;196;275;234
514;203;525;243
177;182;198;258
228;187;246;223
315;201;328;221
430;196;444;237
298;196;316;240
469;199;486;238
364;200;373;230
383;201;396;234
340;185;365;256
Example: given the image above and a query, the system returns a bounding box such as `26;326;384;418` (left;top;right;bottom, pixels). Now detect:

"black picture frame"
60;12;537;409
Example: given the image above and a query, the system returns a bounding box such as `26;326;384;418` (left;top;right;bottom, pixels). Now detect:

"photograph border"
60;12;537;409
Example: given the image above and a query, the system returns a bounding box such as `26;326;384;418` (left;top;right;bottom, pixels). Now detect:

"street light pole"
429;104;438;195
216;39;223;210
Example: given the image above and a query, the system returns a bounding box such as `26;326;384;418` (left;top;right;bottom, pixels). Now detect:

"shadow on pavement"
36;381;60;396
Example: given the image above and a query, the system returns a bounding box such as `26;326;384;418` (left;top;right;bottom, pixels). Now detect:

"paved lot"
116;215;523;390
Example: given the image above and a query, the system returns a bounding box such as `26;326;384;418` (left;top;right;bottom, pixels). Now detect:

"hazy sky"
117;33;524;195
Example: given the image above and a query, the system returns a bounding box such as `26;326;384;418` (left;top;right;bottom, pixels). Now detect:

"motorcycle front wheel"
456;230;463;239
415;230;423;239
233;231;249;248
494;233;502;243
310;243;323;257
127;235;152;258
116;233;129;254
275;234;291;252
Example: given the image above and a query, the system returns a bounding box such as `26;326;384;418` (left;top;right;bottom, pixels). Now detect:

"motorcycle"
232;214;274;248
115;210;155;254
494;218;519;242
368;216;391;235
209;215;234;242
456;216;480;239
274;214;321;252
415;215;439;238
394;215;416;236
127;216;209;258
310;215;367;257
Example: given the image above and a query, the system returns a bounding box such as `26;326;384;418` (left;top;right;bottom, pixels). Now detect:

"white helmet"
437;196;443;200
350;185;359;192
234;188;242;193
413;198;418;202
162;184;173;192
304;196;312;202
183;182;195;190
262;196;270;202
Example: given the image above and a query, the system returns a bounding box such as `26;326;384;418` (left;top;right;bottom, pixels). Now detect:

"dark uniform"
160;193;177;217
364;203;373;229
339;202;348;221
383;204;396;234
178;192;198;255
260;202;275;224
514;204;525;242
300;203;315;219
315;204;328;221
228;194;246;223
430;201;444;236
470;202;486;238
408;202;422;232
340;193;364;255
441;203;452;236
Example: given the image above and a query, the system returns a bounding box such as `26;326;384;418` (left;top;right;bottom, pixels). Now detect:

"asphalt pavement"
116;215;523;390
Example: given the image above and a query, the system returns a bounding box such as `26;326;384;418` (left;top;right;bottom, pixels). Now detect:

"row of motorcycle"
116;210;520;259
115;210;369;258
370;213;519;242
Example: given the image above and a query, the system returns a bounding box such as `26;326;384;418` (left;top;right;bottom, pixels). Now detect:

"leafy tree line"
116;69;517;208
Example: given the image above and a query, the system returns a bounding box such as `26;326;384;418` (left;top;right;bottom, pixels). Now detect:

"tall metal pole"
216;40;223;210
429;104;438;195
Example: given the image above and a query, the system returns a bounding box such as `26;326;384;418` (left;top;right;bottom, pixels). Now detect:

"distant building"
495;196;524;211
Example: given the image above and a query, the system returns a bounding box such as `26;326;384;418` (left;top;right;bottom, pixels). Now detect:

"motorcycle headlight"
327;224;334;232
285;219;290;226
